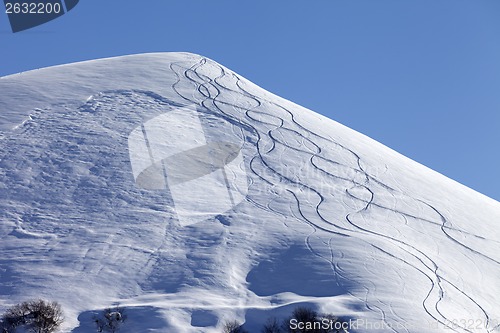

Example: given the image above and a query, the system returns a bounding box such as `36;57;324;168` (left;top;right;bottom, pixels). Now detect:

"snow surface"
0;53;499;333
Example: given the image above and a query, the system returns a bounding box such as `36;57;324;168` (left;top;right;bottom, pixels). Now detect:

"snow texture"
0;53;499;332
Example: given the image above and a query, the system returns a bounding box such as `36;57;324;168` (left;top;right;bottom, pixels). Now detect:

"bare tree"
222;320;248;333
262;317;282;333
1;299;63;333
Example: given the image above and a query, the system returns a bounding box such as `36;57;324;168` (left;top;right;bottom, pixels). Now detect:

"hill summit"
1;53;499;332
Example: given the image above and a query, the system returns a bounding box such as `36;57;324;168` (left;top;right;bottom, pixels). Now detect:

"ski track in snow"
1;54;499;332
168;57;498;332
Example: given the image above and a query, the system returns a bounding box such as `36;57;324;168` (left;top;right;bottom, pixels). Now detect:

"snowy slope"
0;53;499;333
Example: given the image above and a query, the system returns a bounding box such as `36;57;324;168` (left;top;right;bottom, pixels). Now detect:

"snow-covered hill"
0;53;499;333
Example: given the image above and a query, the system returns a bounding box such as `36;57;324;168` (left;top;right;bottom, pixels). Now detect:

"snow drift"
0;53;499;333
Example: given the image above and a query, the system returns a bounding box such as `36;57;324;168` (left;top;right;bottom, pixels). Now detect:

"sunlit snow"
0;53;499;333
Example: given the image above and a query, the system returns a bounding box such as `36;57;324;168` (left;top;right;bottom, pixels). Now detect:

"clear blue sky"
1;1;499;201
